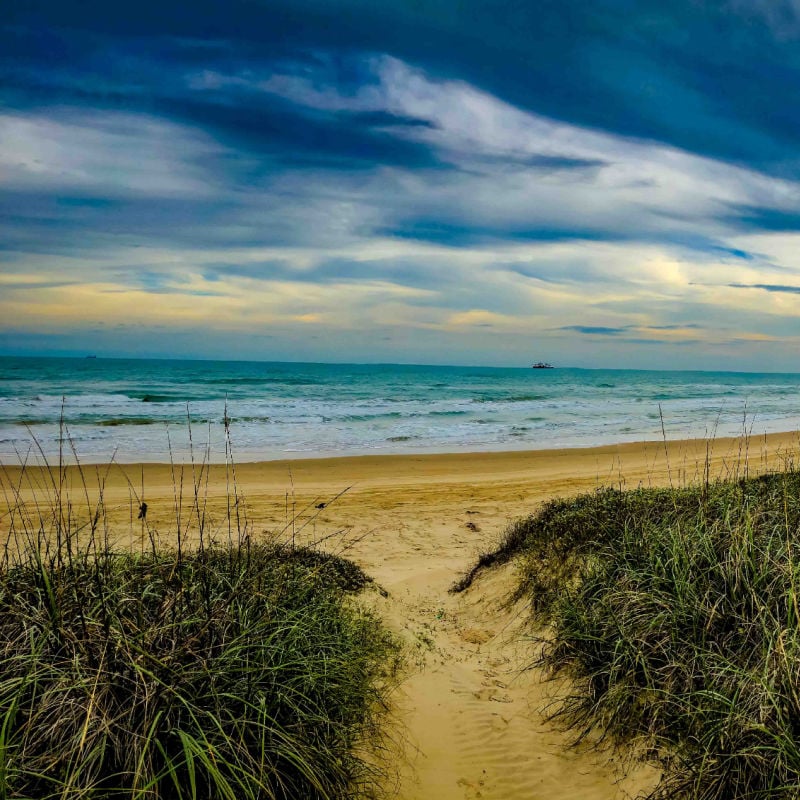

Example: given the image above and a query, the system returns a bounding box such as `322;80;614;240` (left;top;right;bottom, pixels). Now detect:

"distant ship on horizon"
531;362;554;369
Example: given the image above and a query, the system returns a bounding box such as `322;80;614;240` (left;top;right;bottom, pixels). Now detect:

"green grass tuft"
510;470;800;799
0;425;399;800
0;542;398;799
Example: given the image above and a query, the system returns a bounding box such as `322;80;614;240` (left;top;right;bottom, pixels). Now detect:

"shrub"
0;447;398;800
512;471;800;799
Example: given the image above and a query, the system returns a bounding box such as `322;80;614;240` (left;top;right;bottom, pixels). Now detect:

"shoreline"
4;422;800;467
5;429;798;482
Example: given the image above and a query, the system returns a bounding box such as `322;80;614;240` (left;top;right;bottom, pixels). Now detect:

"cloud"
158;95;442;171
726;205;800;232
7;1;800;174
560;325;629;336
3;6;800;368
0;278;79;290
0;111;225;197
4;44;800;259
728;282;800;294
729;0;800;37
644;323;704;331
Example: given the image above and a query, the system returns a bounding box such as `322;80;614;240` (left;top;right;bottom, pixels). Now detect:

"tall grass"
0;432;399;799
507;469;800;799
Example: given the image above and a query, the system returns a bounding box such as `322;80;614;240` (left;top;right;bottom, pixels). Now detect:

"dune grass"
502;468;800;799
0;442;399;799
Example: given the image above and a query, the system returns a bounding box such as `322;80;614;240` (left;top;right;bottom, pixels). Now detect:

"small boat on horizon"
531;362;554;369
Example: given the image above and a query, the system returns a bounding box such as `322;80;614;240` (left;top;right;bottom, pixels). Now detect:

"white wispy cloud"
0;110;226;197
204;54;800;244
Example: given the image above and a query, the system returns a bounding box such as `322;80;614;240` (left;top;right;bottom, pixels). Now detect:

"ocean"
1;356;799;464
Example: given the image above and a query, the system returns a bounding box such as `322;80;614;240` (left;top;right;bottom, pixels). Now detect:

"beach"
5;431;798;799
7;3;800;793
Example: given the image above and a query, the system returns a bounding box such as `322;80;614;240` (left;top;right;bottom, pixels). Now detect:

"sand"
3;431;799;799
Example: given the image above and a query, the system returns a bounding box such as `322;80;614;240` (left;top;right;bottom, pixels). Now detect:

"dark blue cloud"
6;0;800;178
155;97;442;171
655;233;757;261
729;283;800;294
379;221;619;247
726;205;800;232
560;325;629;336
342;110;436;129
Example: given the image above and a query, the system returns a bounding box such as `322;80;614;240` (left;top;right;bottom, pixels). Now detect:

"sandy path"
3;432;798;799
330;485;662;800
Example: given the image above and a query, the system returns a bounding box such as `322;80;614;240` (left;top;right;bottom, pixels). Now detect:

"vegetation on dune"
0;452;399;800
502;469;800;799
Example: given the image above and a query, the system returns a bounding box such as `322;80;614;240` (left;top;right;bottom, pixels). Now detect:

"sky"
2;1;800;370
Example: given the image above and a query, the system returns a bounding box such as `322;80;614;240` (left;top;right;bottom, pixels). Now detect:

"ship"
530;362;554;369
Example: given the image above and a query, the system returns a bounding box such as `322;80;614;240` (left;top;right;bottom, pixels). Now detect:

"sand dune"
3;431;798;798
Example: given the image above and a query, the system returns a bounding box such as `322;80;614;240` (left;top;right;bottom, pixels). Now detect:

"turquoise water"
1;356;799;463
